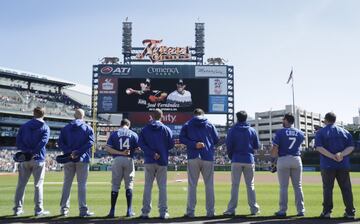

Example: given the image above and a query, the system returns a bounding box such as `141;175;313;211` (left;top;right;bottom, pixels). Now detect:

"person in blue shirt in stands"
271;113;305;217
315;112;355;219
223;111;260;216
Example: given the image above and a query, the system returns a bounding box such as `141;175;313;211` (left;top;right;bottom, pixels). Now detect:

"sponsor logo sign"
128;112;193;125
99;77;117;94
195;66;227;77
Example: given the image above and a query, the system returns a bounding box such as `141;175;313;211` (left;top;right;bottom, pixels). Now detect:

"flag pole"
291;67;296;128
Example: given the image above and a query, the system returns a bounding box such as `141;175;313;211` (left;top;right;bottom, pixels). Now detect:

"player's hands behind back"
196;142;205;149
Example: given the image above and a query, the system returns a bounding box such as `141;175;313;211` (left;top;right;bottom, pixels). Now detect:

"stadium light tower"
195;22;205;65
122;21;132;64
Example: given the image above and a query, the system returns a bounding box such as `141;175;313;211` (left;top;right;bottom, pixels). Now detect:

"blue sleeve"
226;128;233;158
273;130;281;146
16;126;25;151
139;131;155;157
314;131;323;147
345;132;354;147
300;131;305;142
211;124;219;145
167;128;175;150
34;126;50;154
252;130;260;149
132;133;139;149
74;127;94;156
58;128;69;151
179;124;196;148
106;133;114;147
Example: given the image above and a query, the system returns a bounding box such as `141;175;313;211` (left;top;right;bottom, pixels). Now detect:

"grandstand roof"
0;66;75;87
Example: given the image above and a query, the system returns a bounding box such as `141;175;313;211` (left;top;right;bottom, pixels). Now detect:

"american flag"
286;69;293;84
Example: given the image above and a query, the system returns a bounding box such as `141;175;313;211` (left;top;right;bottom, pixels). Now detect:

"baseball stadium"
1;21;360;224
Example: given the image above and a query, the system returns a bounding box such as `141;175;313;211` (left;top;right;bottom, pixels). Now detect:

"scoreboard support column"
226;66;234;129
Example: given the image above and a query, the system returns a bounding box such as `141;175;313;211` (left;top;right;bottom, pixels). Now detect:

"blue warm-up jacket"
226;122;259;164
58;119;94;163
16;118;50;162
139;120;174;166
180;116;219;161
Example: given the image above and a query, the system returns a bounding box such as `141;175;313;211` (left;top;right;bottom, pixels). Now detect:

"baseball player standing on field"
105;119;139;218
13;107;50;217
139;109;174;219
315;112;355;219
180;108;219;218
271;113;305;217
58;108;94;217
223;111;260;216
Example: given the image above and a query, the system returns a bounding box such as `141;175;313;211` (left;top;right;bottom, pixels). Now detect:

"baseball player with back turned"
139;109;174;219
13;107;50;216
223;111;260;216
105;118;139;218
271;113;305;217
315;112;355;219
180;108;219;218
58;108;95;217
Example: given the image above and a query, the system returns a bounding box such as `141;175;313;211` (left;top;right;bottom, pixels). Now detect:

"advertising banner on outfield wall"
117;78;208;112
128;112;193;125
131;124;183;137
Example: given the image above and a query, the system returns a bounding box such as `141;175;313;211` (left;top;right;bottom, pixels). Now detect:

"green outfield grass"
0;171;359;219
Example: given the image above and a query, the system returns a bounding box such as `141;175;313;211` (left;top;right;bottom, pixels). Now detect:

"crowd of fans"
0;149;63;172
0;145;274;172
0;86;90;118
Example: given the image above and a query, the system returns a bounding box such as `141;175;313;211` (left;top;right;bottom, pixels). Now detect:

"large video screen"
117;78;208;112
96;65;230;114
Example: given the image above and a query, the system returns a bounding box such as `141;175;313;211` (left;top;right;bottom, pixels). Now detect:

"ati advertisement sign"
117;78;208;112
97;64;195;78
128;112;193;125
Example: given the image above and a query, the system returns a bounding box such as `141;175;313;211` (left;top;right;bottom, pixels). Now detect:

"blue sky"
1;0;359;123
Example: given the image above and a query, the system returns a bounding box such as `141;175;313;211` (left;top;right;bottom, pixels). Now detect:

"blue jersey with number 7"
107;128;139;158
272;128;304;156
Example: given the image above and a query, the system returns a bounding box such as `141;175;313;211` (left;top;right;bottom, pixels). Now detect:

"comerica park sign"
136;39;191;63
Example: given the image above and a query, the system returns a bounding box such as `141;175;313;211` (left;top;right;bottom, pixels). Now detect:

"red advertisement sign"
128;112;193;125
98;77;118;94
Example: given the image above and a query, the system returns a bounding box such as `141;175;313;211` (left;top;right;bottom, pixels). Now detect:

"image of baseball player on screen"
125;78;167;104
166;79;192;107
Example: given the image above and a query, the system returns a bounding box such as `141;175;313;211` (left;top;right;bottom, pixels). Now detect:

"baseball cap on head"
177;79;184;85
14;152;33;162
145;78;151;86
